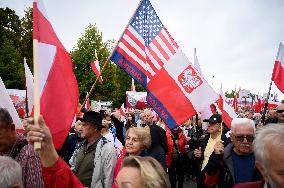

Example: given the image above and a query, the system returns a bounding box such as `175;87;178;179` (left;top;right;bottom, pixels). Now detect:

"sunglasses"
234;135;254;142
276;110;284;113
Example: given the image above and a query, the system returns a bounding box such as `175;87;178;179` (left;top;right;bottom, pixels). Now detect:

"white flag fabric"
0;77;23;129
24;59;34;115
193;48;203;77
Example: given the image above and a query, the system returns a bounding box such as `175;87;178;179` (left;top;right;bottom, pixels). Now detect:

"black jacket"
203;143;263;188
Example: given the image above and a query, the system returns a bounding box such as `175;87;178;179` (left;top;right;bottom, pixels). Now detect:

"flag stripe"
123;34;145;60
155;35;172;59
147;46;164;68
159;30;176;54
164;28;179;49
152;38;170;61
118;42;146;73
125;27;145;51
149;42;167;66
120;37;146;63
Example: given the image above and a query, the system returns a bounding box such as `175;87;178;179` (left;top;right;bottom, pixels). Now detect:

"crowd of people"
0;103;284;188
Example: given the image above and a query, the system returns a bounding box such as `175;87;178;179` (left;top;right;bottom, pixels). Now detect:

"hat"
203;114;222;124
78;111;104;127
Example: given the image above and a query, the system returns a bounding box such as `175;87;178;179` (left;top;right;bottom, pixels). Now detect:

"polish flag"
272;43;284;93
24;58;34;116
218;85;237;128
33;0;79;149
119;103;126;117
0;77;23;130
90;60;103;83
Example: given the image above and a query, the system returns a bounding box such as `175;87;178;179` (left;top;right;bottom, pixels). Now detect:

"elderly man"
0;156;23;188
193;114;231;188
234;124;284;188
70;111;117;188
0;108;44;188
276;104;284;125
202;118;263;188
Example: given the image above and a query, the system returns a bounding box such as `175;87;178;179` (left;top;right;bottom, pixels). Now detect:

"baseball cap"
203;114;222;124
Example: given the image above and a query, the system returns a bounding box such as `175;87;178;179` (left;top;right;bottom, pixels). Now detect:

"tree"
0;7;24;89
225;90;236;98
71;24;138;107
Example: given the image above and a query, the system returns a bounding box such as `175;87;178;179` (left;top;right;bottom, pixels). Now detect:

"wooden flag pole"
80;58;110;111
33;39;41;151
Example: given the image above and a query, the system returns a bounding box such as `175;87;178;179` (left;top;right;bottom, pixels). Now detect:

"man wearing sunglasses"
276;104;284;125
202;118;263;188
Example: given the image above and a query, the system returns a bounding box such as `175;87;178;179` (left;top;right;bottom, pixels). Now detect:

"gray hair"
0;156;23;188
231;118;255;133
254;124;284;168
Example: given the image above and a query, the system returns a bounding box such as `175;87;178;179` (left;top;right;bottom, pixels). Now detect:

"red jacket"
112;148;127;188
42;157;84;188
166;129;187;168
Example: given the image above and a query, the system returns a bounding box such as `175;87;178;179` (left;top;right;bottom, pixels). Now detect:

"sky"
1;0;284;100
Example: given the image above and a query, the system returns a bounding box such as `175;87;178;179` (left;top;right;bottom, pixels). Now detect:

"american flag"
115;0;178;81
111;0;218;128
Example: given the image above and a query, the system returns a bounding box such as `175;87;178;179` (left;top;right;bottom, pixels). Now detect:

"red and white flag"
0;77;23;130
90;59;103;83
272;43;284;93
84;92;91;110
24;58;34;116
119;103;126;117
110;0;218;128
218;85;237;128
33;0;79;149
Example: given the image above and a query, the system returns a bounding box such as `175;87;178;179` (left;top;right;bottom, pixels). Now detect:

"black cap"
203;114;222;124
78;111;104;127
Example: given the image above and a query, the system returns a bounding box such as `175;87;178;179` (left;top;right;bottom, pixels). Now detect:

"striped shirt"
11;136;44;188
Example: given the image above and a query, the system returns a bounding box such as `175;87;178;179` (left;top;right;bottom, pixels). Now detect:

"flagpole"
80;0;144;111
33;39;41;150
261;80;272;124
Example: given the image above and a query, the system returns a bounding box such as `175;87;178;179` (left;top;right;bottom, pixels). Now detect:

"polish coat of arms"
178;65;203;94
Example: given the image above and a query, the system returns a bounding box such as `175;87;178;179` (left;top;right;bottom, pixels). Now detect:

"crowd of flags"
0;0;284;148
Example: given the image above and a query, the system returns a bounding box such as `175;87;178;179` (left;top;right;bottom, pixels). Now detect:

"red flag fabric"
90;60;103;83
33;0;79;149
110;0;218;128
272;43;284;93
119;103;126;117
233;95;239;112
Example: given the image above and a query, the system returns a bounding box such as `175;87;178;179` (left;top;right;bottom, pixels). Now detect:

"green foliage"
71;24;144;108
0;7;33;89
225;90;236;98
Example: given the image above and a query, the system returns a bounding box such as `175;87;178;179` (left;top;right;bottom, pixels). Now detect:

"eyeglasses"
234;135;254;142
276;110;284;113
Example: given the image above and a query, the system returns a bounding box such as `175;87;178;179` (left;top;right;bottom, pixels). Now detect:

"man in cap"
70;111;117;188
193;114;231;188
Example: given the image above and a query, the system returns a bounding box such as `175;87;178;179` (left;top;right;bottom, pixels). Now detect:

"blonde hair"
126;127;151;149
121;156;169;188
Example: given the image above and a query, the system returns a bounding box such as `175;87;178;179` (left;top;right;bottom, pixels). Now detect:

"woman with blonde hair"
112;127;152;187
115;156;170;188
